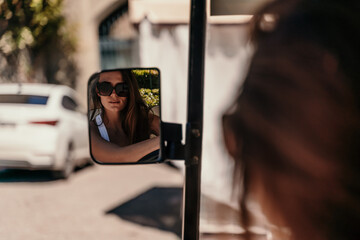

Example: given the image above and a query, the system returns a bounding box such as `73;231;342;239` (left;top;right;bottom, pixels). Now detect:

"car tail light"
29;120;59;126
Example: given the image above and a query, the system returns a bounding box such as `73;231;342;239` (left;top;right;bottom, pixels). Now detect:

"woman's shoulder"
150;105;160;117
89;119;98;132
148;111;160;123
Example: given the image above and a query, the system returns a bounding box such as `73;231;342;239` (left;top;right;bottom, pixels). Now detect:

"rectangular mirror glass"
88;68;161;164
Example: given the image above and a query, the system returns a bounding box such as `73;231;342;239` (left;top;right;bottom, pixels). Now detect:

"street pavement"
0;163;183;240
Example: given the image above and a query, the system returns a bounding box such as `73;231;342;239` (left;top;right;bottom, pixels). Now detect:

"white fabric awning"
129;0;190;24
129;0;254;24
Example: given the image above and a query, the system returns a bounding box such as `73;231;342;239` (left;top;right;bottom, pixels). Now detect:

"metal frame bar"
182;0;207;239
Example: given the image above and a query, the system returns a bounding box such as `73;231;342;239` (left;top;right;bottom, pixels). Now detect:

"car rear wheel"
53;143;74;179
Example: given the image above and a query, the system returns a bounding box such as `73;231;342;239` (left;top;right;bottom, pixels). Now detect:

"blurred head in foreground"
223;0;360;239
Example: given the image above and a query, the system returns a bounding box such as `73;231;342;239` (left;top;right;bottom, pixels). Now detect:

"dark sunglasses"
97;82;129;97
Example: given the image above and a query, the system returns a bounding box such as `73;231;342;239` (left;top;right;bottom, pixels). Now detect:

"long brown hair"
90;69;152;144
223;1;360;239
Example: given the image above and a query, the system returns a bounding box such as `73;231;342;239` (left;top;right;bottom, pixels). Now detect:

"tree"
0;0;77;86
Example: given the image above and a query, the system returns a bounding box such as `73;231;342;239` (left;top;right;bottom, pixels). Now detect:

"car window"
0;95;48;105
61;95;78;111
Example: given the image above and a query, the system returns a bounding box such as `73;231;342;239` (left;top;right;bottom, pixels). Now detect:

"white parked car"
0;83;91;179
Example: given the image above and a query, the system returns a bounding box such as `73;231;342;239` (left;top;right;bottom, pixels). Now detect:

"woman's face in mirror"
97;71;127;113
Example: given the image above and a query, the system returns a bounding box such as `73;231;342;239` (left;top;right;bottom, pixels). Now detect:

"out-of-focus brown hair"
223;0;360;239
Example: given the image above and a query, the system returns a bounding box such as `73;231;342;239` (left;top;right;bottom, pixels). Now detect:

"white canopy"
129;0;255;24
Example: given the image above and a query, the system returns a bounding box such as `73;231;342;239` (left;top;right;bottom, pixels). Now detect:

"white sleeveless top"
95;114;110;142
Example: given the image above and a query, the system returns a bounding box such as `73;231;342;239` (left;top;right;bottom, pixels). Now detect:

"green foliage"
133;70;160;108
0;0;75;55
0;0;77;85
132;69;160;89
140;88;159;108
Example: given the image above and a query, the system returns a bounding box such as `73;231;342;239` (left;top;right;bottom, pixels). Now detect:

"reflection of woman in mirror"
89;69;160;163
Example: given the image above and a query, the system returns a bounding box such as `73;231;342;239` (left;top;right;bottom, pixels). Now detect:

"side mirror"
87;68;163;164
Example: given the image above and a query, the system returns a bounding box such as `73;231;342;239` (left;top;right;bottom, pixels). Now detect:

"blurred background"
0;0;269;239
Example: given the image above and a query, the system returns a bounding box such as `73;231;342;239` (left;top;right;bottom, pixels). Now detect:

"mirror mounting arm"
161;121;203;166
161;121;185;160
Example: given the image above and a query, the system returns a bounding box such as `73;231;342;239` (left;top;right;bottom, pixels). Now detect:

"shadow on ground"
0;164;93;183
106;187;183;237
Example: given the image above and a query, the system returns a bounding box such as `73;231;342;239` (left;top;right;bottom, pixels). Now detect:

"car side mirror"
87;68;163;164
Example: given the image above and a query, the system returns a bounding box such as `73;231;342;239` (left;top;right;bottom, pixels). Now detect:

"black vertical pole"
183;0;206;239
